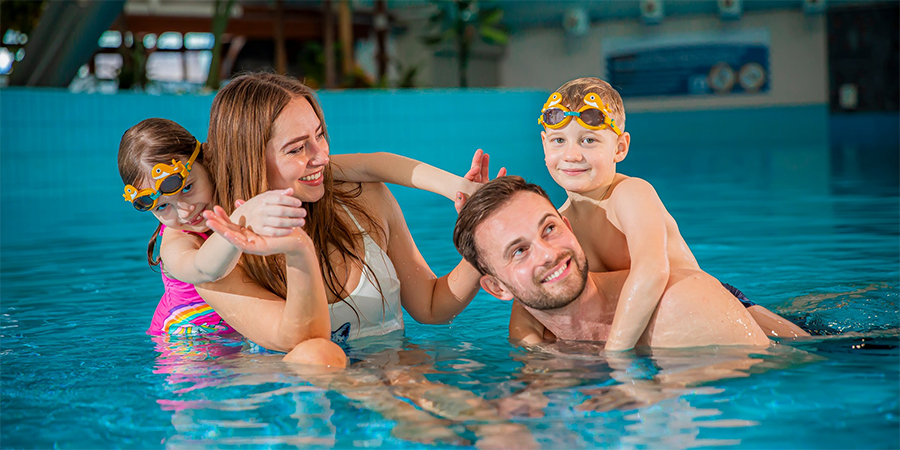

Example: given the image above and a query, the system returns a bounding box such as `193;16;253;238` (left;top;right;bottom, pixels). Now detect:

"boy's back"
559;173;702;274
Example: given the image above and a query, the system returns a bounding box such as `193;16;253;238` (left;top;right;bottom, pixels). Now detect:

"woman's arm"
332;151;493;201
196;207;332;352
363;182;482;324
509;300;550;345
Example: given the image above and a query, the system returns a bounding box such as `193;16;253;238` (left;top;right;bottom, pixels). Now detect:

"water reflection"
150;333;835;449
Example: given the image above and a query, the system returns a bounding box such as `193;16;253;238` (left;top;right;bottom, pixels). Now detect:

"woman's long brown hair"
117;118;203;266
206;73;384;308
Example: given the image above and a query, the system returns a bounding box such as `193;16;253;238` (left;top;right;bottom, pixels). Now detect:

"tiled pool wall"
3;88;896;247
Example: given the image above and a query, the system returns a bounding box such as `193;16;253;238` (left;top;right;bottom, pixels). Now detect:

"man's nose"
533;239;558;264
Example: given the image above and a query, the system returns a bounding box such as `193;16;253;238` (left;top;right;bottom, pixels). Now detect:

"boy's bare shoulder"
609;176;660;201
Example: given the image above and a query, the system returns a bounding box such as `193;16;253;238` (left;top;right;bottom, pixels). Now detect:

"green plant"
205;0;235;90
422;0;507;88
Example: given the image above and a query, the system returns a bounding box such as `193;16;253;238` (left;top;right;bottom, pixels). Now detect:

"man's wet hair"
453;176;553;275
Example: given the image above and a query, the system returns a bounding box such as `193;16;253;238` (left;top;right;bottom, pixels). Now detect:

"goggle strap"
185;140;201;171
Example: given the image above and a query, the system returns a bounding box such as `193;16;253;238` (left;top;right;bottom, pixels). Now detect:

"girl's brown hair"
118;118;203;266
206;73;384;306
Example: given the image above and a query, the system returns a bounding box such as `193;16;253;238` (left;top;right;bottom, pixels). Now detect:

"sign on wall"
603;28;770;98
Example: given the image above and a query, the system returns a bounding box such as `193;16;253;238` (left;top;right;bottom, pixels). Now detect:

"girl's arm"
332;151;493;201
194;207;333;353
159;189;305;285
604;178;671;351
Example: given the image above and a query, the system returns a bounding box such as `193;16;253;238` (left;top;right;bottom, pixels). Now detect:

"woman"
196;73;483;360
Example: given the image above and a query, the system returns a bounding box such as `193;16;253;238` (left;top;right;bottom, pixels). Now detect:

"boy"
530;77;807;350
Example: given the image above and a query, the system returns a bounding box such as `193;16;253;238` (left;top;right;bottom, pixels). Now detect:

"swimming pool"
1;89;898;449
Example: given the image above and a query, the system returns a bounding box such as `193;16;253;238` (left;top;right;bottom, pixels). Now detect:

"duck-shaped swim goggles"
538;92;623;135
123;140;201;212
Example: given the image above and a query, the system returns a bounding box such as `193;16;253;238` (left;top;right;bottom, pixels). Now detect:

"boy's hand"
455;149;508;213
231;188;306;237
204;205;313;256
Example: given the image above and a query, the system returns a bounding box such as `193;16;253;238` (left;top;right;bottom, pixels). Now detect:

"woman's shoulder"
340;181;396;211
358;180;392;195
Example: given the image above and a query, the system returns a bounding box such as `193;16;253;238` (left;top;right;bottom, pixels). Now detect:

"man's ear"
614;131;630;163
480;274;515;301
540;129;547;144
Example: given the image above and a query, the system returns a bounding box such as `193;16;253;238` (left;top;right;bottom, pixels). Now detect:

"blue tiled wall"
1;87;835;210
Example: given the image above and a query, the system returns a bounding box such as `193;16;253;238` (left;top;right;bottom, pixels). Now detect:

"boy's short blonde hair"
555;77;626;131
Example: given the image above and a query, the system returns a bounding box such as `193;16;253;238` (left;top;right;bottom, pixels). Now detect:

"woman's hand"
203;205;313;257
230;188;307;237
455;149;507;213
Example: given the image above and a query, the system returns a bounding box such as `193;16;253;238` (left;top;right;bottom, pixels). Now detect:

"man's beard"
507;251;588;311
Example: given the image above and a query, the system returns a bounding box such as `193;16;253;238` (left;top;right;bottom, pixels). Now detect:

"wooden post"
274;0;287;75
324;0;336;88
375;0;388;83
338;0;353;78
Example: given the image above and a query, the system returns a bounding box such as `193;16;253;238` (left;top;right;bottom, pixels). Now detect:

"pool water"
2;105;898;448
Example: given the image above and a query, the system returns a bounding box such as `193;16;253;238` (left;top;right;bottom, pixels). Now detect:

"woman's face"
265;97;330;203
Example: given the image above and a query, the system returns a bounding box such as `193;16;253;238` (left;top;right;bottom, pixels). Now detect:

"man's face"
474;191;588;310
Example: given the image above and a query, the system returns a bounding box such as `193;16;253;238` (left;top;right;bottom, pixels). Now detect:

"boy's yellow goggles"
123;141;201;212
538;92;623;135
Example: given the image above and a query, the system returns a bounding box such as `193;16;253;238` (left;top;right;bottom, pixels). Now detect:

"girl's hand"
204;205;313;256
231;188;306;237
455;149;508;213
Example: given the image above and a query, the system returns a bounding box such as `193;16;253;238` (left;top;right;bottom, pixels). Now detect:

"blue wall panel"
1;87;834;216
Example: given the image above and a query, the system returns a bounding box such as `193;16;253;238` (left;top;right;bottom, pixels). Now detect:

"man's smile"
540;257;571;283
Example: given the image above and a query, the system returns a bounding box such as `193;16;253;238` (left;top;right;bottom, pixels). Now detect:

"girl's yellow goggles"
123;141;200;212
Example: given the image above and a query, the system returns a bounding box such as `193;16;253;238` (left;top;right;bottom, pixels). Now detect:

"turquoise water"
1;90;898;448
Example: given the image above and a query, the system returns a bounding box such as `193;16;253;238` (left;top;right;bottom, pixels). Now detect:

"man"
453;176;776;348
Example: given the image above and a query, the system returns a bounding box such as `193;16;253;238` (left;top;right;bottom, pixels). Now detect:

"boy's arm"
604;178;671;351
332;152;478;201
